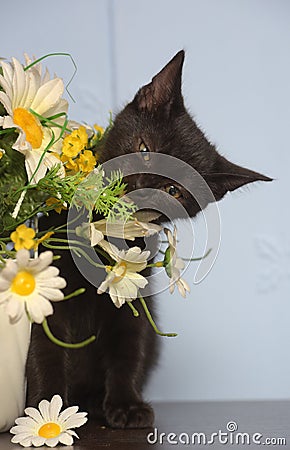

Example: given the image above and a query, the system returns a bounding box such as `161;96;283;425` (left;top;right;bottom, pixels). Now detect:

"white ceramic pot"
0;310;30;432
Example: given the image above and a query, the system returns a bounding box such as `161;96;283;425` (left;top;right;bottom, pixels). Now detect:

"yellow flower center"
112;261;127;283
38;422;61;439
11;271;36;296
13;108;43;149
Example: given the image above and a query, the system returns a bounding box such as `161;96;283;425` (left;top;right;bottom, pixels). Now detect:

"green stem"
181;248;212;261
95;245;114;265
23;52;77;102
127;301;139;317
49;237;91;248
30;109;71;132
0;128;15;136
49;229;77;234
138;295;177;337
62;288;86;301
55;213;84;231
42;242;106;269
146;262;164;268
42;318;96;349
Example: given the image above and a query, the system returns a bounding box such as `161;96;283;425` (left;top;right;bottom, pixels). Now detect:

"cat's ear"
134;50;185;113
204;155;272;201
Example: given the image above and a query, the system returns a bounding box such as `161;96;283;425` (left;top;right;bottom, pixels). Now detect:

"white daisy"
10;394;87;447
0;249;66;324
97;241;150;307
164;227;190;298
0;55;68;183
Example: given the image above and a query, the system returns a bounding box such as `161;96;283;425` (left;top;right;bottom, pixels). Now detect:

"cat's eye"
139;141;150;161
165;185;182;199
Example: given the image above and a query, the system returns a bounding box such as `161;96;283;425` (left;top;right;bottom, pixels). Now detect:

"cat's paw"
104;401;154;429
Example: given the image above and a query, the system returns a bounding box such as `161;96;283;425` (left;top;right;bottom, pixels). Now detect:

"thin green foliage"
72;168;137;221
23;52;77;103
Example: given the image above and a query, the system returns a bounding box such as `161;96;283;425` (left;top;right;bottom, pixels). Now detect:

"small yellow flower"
73;125;88;146
46;197;67;214
62;126;88;158
34;231;54;249
62;137;83;158
93;124;104;136
77;150;96;173
60;154;78;172
10;224;36;251
0;149;5;159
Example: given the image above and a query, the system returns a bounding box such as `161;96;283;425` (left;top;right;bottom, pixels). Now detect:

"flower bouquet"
0;53;196;343
0;53;207;443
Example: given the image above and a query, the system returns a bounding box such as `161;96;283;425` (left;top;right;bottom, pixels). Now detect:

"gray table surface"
0;400;289;449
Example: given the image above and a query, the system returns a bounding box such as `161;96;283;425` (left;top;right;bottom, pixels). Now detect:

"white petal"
44;98;68;119
30;78;64;115
31;435;46;447
58;406;79;423
90;225;104;247
182;278;190;292
0;260;18;281
1;61;13;86
24;150;47;184
118;278;138;302
109;285;126;308
15;416;38;428
35;266;59;279
0;73;12;101
29;251;53;272
122;247;150;264
97;272;115;295
42;67;51;85
98;240;120;261
49;395;63;422
12;127;31;152
46;437;60;447
19;436;33;447
37;275;66;290
175;259;185;271
43;153;65;177
37;287;64;301
23;69;39;109
37;277;66;289
27;295;53;323
62;413;88;429
11;433;32;444
16;249;30;267
58;432;74;445
177;280;186;298
0;92;12;115
11;57;27;109
66;429;79;438
10;425;34;434
24;407;44;424
35;293;55;315
38;399;51;421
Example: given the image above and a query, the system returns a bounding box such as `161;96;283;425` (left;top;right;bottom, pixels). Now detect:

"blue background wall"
2;0;289;401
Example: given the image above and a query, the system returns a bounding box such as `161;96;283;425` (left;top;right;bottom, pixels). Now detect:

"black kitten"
26;51;271;429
